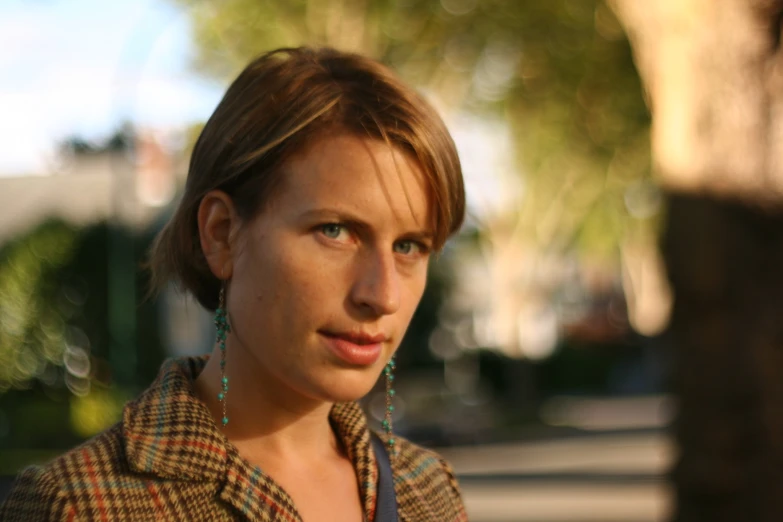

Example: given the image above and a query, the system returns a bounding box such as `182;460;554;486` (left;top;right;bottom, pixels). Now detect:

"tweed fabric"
0;356;467;521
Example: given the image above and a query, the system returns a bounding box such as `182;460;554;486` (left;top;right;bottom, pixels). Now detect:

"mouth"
318;330;388;366
320;330;388;345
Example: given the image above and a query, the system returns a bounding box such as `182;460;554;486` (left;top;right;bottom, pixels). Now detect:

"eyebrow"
299;208;434;243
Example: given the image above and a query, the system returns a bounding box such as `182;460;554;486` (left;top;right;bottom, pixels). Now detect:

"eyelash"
319;223;349;240
316;223;430;257
394;239;430;256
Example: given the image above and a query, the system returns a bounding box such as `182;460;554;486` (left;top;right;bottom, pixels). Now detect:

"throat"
251;450;365;522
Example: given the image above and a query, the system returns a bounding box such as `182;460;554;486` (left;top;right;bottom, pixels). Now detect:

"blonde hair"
148;47;465;310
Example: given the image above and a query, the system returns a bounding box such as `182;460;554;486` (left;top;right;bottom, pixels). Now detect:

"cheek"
401;271;428;317
235;240;347;315
280;248;347;298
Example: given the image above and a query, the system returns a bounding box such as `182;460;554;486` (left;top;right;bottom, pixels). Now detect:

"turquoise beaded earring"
214;284;231;427
382;354;397;457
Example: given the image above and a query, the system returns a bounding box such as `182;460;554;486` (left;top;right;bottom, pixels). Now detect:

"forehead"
273;134;433;232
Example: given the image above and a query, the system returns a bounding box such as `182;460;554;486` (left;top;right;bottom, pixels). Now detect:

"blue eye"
320;223;345;239
393;241;427;256
393;241;413;254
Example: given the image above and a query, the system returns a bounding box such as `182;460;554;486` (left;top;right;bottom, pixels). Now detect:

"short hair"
148;46;465;310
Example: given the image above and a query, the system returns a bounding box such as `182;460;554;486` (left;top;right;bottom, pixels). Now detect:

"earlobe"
197;190;238;279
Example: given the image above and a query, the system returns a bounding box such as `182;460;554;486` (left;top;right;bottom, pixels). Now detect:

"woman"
0;46;467;521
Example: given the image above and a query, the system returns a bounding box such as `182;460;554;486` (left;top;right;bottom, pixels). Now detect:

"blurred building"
0;127;185;245
0;126;214;374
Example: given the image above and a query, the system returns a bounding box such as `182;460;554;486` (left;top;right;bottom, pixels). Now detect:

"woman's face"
225;133;433;404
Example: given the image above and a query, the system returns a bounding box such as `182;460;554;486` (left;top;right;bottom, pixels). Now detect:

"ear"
197;190;241;279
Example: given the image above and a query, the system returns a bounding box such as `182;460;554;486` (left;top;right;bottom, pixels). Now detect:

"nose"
350;250;401;317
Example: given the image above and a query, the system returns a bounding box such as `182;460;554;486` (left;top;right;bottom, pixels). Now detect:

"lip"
319;330;387;366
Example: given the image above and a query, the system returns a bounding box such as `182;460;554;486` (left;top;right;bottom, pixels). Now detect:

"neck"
194;343;340;461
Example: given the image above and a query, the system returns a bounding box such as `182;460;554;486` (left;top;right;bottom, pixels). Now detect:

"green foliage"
173;0;652;258
69;386;130;438
0;219;168;460
0;219;167;393
0;220;79;391
0;386;80;454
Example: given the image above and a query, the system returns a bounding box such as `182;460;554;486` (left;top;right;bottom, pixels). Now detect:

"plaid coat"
0;357;467;521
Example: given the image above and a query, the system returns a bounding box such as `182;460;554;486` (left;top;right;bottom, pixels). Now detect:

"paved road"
442;431;673;522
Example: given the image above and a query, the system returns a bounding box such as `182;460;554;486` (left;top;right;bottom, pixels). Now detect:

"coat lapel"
121;357;383;522
122;356;227;482
218;448;302;522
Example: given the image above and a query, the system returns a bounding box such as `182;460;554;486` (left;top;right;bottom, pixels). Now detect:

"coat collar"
122;356;379;521
122;356;228;481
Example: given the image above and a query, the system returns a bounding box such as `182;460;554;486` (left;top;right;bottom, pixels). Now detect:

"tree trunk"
609;0;783;519
663;193;783;521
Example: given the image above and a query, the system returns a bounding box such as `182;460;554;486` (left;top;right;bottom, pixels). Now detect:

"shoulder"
0;464;69;521
387;435;468;521
0;424;129;521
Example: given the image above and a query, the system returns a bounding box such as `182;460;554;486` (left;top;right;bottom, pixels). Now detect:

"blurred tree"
609;0;783;520
0;219;165;458
173;0;656;359
0;220;79;391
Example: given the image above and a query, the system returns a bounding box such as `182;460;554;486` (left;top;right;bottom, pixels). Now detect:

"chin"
312;369;379;404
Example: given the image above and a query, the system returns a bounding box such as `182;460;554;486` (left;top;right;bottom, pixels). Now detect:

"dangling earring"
382;354;396;457
214;283;231;427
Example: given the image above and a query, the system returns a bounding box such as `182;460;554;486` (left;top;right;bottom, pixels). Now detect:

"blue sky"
0;0;516;218
0;0;224;174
